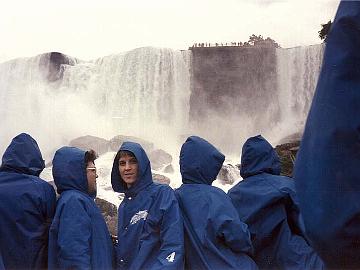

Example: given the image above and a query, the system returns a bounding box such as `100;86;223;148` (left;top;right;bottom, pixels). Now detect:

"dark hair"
115;150;135;162
84;149;98;165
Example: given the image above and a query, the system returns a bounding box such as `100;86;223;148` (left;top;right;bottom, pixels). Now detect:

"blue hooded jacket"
111;142;184;270
48;146;114;270
228;135;323;270
175;136;258;270
294;1;360;268
0;133;56;269
0;251;4;270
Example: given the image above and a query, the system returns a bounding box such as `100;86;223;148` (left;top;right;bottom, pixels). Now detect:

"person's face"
86;161;98;195
118;153;138;188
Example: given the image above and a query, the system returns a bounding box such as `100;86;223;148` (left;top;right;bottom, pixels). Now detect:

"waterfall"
274;44;324;142
0;44;324;160
0;47;191;158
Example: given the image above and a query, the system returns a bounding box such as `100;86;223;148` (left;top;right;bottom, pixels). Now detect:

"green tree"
247;34;280;48
319;20;332;41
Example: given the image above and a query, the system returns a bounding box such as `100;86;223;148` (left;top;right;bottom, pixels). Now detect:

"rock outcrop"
69;135;110;156
275;138;300;177
152;173;171;185
109;135;154;153
217;164;240;185
148;149;173;170
95;197;118;236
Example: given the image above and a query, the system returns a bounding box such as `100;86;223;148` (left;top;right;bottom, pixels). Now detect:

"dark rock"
217;164;240;185
275;141;300;177
277;132;303;145
39;52;78;82
95;197;118;236
152;173;171;185
163;164;174;174
69;135;110;156
109;135;154;153
148;149;173;170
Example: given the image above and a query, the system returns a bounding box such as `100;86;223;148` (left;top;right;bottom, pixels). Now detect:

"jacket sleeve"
57;197;92;270
151;188;184;270
293;1;360;268
212;191;254;256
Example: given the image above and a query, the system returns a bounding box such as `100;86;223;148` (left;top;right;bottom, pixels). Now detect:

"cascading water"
275;44;324;141
0;44;324;203
0;47;191;159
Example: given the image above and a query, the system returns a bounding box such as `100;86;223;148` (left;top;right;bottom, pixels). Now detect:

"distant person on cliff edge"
175;136;258;270
48;147;114;269
228;135;324;270
0;133;56;269
111;141;184;270
294;1;360;269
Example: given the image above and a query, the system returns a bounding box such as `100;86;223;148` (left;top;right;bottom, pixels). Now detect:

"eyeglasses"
86;167;97;173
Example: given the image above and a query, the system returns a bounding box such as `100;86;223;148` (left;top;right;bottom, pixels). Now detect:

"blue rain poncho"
111;142;184;270
48;146;114;269
175;136;258;270
0;133;56;269
228;135;323;270
294;1;360;268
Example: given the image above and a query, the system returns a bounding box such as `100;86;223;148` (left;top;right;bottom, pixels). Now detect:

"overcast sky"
0;0;339;62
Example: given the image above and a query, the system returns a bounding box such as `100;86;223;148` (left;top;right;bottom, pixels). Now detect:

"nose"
125;162;131;170
96;174;98;178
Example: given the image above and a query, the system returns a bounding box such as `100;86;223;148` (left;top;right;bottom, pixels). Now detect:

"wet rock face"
275;141;300;177
152;173;171;185
217;164;240;185
148;149;173;170
40;52;78;82
109;135;154;153
95;197;118;236
163;164;174;174
69;135;110;156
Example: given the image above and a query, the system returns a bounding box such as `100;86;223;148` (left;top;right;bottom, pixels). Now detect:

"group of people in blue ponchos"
0;130;324;270
1;1;360;269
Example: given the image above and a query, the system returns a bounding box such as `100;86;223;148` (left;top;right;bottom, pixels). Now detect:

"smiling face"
118;152;139;188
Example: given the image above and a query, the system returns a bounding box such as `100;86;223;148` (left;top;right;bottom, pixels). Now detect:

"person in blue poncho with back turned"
294;1;360;269
48;147;114;269
0;133;56;269
228;135;323;270
175;136;258;270
111;141;184;270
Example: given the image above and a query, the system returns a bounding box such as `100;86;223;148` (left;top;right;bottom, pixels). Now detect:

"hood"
180;136;225;185
52;146;89;195
0;133;45;176
111;141;153;197
240;135;281;178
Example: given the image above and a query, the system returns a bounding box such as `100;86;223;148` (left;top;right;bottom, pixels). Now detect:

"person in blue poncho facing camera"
0;133;56;269
294;1;360;269
175;136;258;270
111;141;184;270
228;135;323;270
48;147;114;269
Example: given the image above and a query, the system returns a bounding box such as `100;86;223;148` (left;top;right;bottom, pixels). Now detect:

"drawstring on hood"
0;133;45;176
240;135;281;178
180;136;225;185
111;141;153;197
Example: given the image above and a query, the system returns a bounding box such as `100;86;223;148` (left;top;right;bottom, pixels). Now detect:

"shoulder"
58;190;94;209
148;183;175;196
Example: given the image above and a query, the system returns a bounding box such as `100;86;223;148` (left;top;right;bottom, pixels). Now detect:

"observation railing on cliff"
189;40;280;50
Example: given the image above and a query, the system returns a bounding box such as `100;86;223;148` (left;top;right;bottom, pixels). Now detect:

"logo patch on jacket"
130;210;148;225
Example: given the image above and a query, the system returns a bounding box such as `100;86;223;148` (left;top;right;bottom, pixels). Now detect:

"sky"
0;0;339;62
